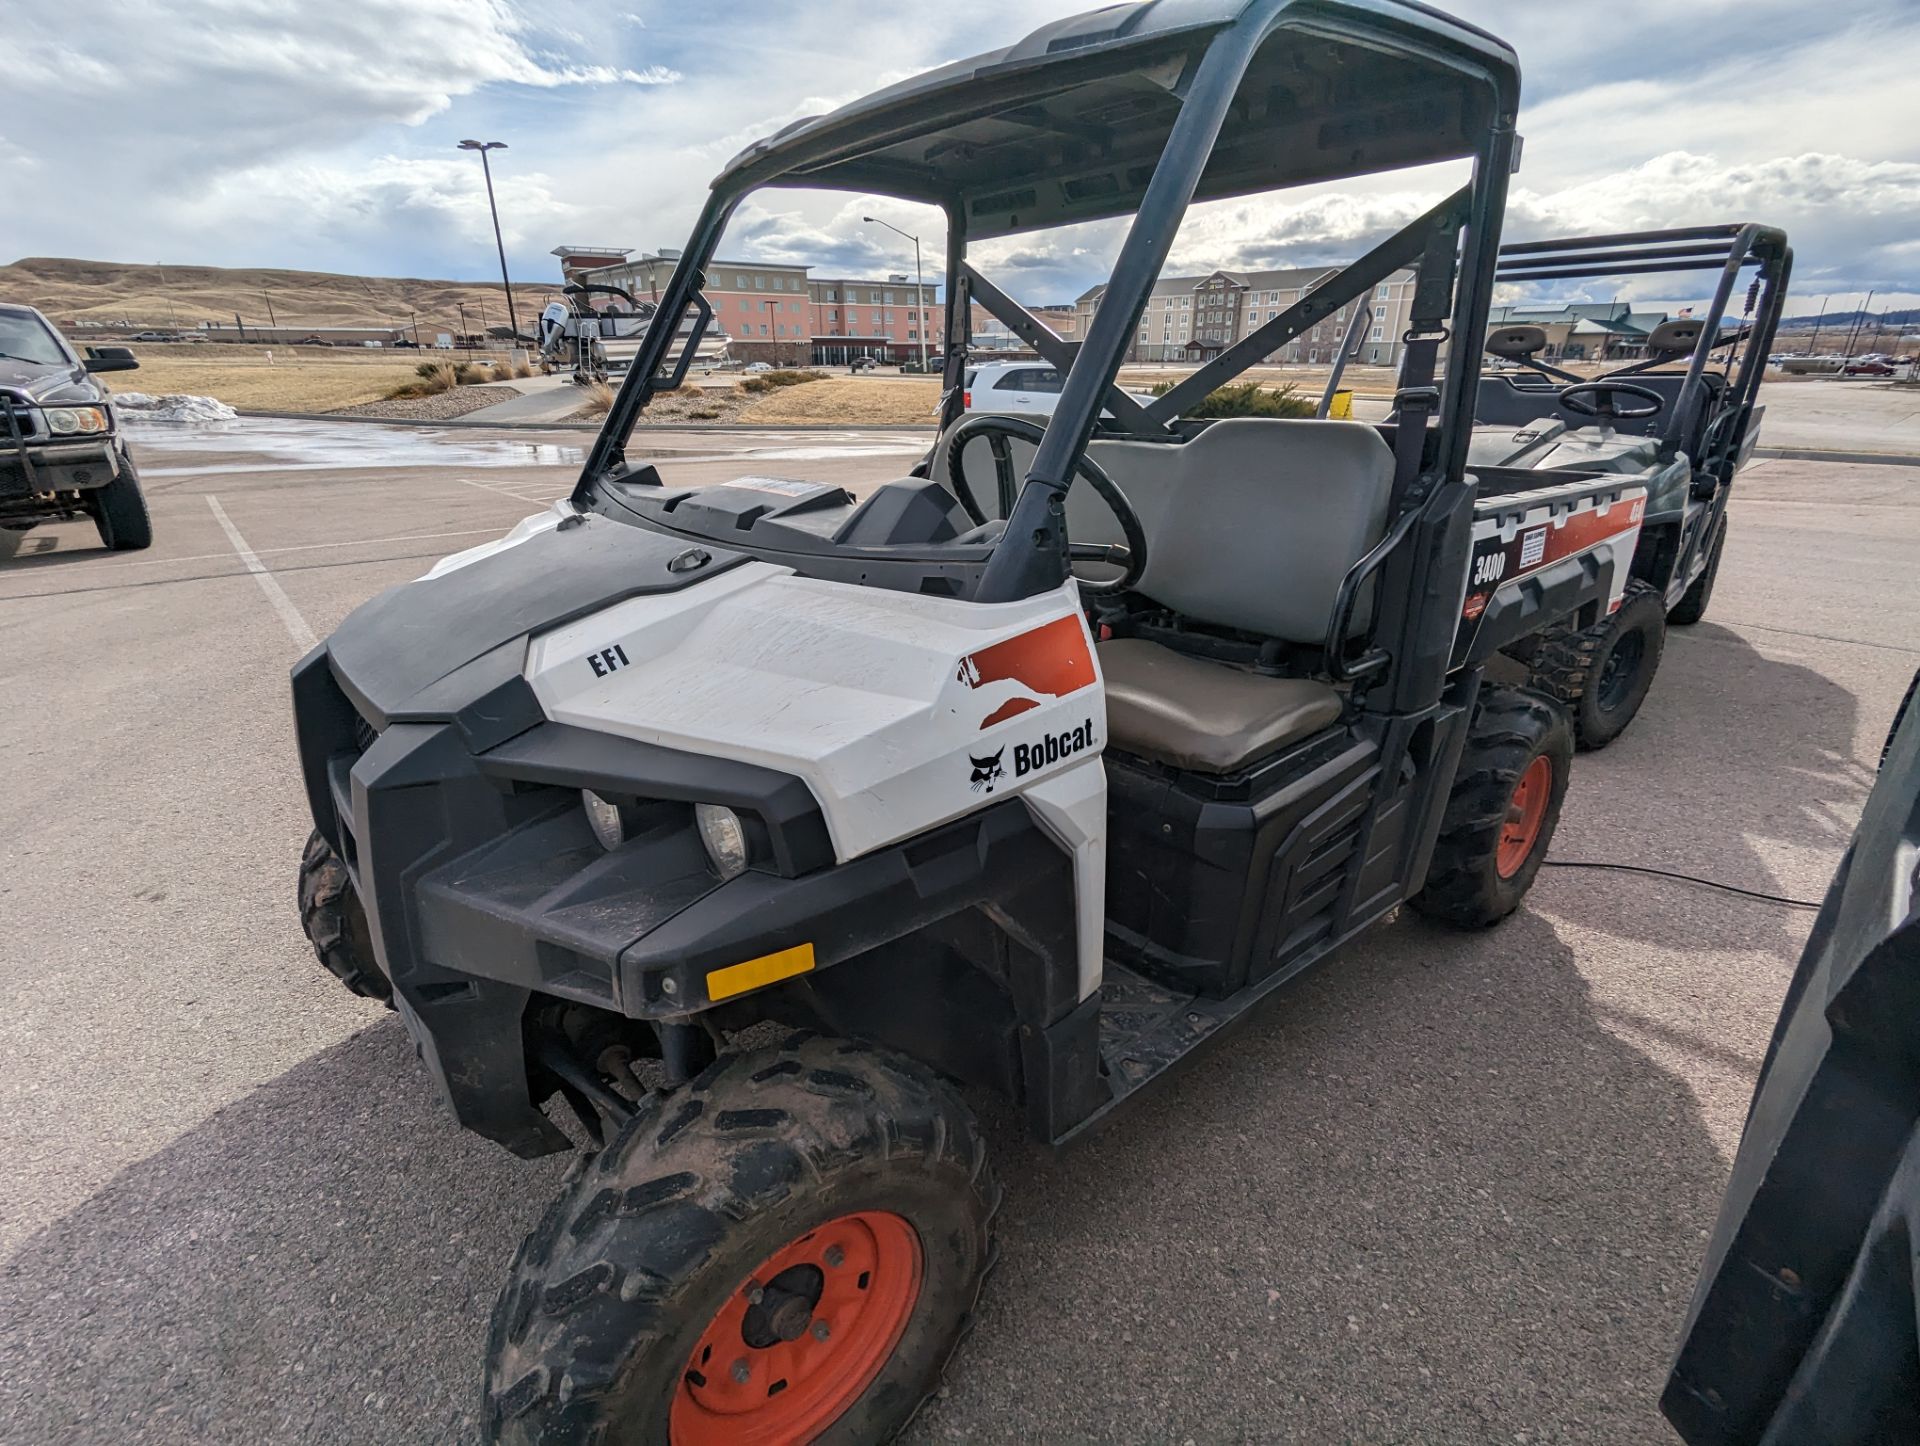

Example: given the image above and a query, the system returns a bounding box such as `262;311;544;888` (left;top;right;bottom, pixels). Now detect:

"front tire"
1411;687;1572;928
1527;580;1667;750
296;830;392;1003
485;1034;998;1446
91;450;153;552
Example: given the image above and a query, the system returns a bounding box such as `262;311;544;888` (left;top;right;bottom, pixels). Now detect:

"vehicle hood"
323;507;749;728
0;359;104;406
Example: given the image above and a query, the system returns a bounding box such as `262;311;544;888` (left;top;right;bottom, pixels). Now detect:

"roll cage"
1488;223;1792;471
575;0;1521;605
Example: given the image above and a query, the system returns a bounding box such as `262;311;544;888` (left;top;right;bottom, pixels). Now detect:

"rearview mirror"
84;346;140;374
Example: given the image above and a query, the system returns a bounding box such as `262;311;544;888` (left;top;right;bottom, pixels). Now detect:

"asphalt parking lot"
2;414;1916;1444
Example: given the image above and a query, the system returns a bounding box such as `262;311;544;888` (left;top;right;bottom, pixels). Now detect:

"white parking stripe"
206;496;318;650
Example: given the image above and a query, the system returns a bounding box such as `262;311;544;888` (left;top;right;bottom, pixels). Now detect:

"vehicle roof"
715;0;1517;239
0;302;52;319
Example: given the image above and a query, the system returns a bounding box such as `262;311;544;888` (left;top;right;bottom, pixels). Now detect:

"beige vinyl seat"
937;417;1396;773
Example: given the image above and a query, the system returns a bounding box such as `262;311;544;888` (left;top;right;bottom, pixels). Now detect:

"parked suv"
962;359;1154;416
1;303;150;557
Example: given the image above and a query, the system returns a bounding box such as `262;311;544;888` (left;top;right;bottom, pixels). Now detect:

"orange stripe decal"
958;615;1096;701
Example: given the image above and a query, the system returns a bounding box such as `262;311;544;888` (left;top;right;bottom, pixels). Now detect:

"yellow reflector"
705;942;815;1001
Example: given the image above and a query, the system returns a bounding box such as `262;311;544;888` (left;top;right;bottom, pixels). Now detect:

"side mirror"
84;346;140;374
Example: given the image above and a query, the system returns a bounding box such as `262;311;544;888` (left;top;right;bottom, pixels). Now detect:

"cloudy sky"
5;0;1917;316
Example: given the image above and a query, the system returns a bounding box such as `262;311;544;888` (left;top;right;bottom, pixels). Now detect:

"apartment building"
1076;265;1419;366
565;249;940;365
966;300;1082;356
808;275;943;366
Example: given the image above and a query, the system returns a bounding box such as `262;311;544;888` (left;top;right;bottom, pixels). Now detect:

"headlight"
45;407;107;435
695;804;750;880
583;790;627;850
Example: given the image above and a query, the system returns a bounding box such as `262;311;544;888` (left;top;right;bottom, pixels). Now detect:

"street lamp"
458;139;521;342
862;216;927;372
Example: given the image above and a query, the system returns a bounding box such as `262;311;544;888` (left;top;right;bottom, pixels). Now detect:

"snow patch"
112;392;239;423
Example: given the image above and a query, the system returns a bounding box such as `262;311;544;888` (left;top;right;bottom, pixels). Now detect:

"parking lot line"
206;495;318;650
94;526;509;571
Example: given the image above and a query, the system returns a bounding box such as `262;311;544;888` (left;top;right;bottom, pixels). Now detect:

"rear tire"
1527;580;1666;750
1667;515;1727;626
297;830;392;1003
484;1034;998;1446
91;451;153;552
1411;687;1572;929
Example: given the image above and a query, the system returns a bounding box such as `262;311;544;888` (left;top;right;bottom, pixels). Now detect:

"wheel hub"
1597;627;1645;713
1496;754;1554;880
742;1265;824;1346
671;1210;923;1445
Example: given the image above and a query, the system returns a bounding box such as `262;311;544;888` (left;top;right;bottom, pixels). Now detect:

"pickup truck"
1;303;151;558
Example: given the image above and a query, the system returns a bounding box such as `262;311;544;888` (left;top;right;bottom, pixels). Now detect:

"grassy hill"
1;256;561;337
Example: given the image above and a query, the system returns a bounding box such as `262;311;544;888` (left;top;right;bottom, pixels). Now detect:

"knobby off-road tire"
1411;687;1573;929
91;450;153;552
485;1034;999;1446
1667;514;1727;626
297;829;392;1003
1526;580;1667;750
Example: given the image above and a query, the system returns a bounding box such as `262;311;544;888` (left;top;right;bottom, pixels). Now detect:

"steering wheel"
943;413;1148;596
1557;381;1665;421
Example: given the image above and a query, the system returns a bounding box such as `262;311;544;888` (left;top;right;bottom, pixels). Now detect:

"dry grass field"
108;356;426;411
4;255;557;334
738;377;943;424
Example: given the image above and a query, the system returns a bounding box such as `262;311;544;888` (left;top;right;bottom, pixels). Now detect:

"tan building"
1077;265;1418;366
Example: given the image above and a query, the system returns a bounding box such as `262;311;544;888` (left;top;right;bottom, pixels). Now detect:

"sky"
4;0;1918;318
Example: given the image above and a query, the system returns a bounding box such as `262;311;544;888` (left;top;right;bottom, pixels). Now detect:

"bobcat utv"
1472;224;1792;748
290;4;1643;1439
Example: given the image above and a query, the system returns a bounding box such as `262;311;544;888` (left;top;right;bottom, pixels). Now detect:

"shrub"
387;360;484;399
577;381;615;416
1147;379;1313;419
737;368;827;395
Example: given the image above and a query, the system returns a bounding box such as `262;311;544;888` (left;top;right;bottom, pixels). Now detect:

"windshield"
0;311;69;367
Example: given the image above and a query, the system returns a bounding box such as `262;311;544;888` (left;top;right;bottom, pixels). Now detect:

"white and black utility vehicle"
1472;225;1791;747
0;303;149;558
292;4;1648;1440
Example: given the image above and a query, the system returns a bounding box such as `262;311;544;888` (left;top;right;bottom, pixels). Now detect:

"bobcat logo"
968;747;1006;794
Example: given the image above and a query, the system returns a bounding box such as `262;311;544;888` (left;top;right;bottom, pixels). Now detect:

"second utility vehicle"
1473;224;1791;746
292;2;1648;1439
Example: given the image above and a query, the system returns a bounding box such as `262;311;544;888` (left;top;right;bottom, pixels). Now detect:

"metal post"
460;140;521;341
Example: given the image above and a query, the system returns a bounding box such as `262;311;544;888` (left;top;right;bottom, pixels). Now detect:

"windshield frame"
576;1;1520;602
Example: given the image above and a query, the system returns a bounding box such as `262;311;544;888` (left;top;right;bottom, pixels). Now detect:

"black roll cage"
576;1;1519;605
1488;223;1793;457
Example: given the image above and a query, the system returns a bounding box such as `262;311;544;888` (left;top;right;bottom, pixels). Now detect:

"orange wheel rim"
669;1211;922;1445
1497;755;1554;879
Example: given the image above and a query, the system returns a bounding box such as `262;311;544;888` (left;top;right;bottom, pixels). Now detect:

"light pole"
458;139;521;342
862;216;927;372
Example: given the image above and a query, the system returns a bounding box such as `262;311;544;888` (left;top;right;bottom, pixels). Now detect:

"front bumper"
0;432;120;507
294;644;1086;1156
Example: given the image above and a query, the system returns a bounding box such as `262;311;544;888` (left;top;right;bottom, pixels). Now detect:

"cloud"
0;0;677;267
3;0;1916;321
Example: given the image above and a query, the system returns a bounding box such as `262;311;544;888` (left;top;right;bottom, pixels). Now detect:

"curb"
236;409;939;435
1752;446;1920;469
